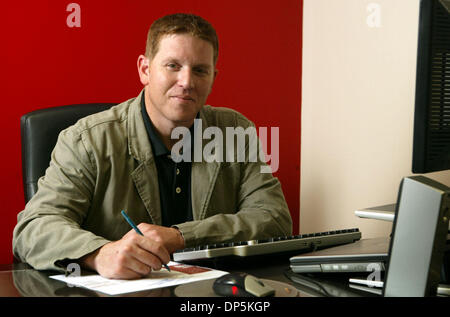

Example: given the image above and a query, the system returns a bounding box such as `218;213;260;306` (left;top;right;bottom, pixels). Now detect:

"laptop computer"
290;237;389;273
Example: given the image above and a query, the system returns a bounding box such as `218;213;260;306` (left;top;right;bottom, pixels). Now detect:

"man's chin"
167;112;199;127
169;104;202;120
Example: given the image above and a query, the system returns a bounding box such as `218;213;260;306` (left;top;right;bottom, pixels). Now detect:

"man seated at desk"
12;13;292;279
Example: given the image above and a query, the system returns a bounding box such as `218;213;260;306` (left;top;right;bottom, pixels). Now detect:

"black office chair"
20;103;116;203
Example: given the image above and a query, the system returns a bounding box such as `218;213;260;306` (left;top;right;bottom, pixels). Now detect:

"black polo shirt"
140;96;194;227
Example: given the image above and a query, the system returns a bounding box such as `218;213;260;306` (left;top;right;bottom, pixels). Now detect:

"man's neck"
145;108;194;152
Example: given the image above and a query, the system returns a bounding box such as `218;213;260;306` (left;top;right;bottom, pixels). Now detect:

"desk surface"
0;255;377;297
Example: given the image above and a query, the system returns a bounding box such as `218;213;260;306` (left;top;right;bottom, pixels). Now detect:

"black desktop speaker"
383;176;450;297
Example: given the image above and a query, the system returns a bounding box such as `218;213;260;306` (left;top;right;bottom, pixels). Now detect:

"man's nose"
177;68;194;90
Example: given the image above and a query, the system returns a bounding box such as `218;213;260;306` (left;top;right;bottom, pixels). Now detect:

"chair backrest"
20;103;116;203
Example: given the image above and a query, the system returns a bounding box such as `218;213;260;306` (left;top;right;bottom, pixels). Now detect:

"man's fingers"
136;223;185;253
136;235;171;264
131;245;164;272
93;232;172;279
127;234;171;268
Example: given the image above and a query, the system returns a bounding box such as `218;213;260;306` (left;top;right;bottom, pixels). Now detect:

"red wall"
0;0;302;264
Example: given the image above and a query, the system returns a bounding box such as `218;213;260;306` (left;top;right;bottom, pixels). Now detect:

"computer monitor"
412;0;450;173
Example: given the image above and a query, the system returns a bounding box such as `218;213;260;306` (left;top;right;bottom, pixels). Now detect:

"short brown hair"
145;13;219;64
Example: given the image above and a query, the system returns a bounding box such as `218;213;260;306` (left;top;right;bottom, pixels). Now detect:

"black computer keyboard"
173;228;361;262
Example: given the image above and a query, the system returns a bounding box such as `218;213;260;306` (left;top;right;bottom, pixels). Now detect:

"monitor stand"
355;203;450;231
354;204;396;222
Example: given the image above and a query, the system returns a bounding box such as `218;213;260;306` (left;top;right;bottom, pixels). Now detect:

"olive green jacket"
12;91;292;271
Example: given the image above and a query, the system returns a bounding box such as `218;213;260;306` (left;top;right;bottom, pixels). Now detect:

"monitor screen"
412;0;450;173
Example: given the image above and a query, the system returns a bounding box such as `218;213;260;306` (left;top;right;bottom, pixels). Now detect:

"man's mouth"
172;95;194;102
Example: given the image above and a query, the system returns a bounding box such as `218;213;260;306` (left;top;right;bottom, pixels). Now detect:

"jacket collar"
191;109;221;220
128;89;154;163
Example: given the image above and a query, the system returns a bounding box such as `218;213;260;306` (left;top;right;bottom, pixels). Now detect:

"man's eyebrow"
160;57;179;64
161;58;212;69
193;63;212;69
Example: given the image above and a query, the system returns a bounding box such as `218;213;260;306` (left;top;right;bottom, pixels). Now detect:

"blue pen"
121;210;171;272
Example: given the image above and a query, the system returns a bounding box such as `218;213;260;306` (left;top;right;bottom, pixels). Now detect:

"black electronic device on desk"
290;237;389;274
173;228;361;262
213;272;275;297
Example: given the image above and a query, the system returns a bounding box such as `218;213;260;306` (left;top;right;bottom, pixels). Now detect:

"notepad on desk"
50;261;228;295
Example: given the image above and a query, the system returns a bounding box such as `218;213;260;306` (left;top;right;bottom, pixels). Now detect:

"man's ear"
137;55;150;85
213;68;218;81
208;68;218;94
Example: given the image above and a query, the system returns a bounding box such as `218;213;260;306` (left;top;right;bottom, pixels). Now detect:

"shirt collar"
140;90;197;158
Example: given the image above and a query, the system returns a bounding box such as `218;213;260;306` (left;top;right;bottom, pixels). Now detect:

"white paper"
50;261;228;295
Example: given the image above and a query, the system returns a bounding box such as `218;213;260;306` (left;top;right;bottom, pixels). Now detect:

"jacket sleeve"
175;115;293;247
12;127;110;272
177;169;292;247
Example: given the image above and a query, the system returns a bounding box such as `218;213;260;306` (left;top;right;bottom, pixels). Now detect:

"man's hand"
136;223;185;253
79;224;184;279
80;229;171;279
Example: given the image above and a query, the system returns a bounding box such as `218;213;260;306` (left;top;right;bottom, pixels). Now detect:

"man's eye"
167;63;180;70
194;68;209;75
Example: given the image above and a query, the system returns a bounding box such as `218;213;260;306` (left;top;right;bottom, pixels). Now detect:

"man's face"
140;33;216;130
